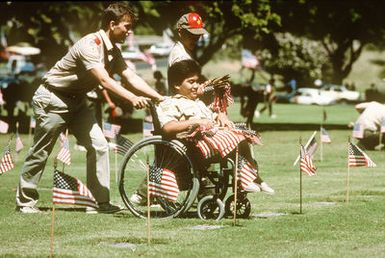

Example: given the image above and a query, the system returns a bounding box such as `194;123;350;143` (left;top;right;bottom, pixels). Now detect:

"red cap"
177;12;208;35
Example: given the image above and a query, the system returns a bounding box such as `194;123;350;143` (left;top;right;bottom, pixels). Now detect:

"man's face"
175;74;200;100
110;15;133;44
179;29;201;52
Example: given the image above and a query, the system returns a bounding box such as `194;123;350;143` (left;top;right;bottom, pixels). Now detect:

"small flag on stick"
53;170;98;208
15;123;24;153
57;133;71;165
293;131;318;166
103;122;121;139
300;144;316;176
348;142;376;168
148;165;179;203
115;134;133;156
0;120;9;134
320;127;331;144
0;145;14;175
352;122;364;139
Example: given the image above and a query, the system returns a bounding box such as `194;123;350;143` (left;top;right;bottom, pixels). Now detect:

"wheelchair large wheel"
119;136;199;218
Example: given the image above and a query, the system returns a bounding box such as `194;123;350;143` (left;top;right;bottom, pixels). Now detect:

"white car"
290;88;337;106
320;84;360;102
149;43;173;57
121;46;147;62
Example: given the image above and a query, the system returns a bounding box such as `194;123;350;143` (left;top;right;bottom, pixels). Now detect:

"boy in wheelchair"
156;59;274;194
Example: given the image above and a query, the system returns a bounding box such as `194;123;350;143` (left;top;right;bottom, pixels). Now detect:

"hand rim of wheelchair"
118;136;200;219
197;195;225;221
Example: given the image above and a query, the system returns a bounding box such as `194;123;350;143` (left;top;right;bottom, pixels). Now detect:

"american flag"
241;49;259;69
15;130;24;153
57;133;71;165
103;122;121;139
52;170;98;208
238;155;258;190
306;135;318;157
149;165;179;203
30;116;36;129
352;122;364;139
143;120;154;138
114;134;133;156
381;119;385;133
320;127;331;144
300;144;316;176
0;147;14;175
0;120;9;134
348;142;376;168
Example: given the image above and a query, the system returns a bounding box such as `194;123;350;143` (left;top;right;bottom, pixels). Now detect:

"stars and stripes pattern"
103;122;121;139
143;120;154;138
52;170;98;208
29;116;36;129
114;134;133;156
57;133;71;165
352;122;364;139
348;142;376;168
306;135;318;157
149;166;179;203
238;155;258;190
300;144;316;176
0;147;14;175
15;130;24;153
320;127;331;144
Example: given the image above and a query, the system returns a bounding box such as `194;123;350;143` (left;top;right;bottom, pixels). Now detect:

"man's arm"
90;66;149;109
121;68;163;103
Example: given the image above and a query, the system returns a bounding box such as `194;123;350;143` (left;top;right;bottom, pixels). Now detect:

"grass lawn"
0;103;384;257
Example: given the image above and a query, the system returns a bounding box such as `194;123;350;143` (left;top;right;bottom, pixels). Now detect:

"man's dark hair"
167;59;201;93
102;3;137;29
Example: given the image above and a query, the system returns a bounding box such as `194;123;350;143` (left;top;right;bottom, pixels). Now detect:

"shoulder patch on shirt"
94;36;101;45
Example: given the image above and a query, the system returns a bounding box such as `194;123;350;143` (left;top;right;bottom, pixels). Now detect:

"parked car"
149;43;173;57
290;88;337;106
320;84;360;103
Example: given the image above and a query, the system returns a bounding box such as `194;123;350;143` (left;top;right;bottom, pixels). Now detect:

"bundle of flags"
148;165;179;203
52;170;98;208
0;145;14;175
348;142;376;168
238;155;258;190
300;144;316;176
57;133;71;165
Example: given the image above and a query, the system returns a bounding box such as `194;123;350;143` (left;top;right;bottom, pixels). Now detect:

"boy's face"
110;15;133;44
175;74;200;100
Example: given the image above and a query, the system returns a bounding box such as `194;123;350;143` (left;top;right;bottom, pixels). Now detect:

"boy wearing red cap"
168;12;208;67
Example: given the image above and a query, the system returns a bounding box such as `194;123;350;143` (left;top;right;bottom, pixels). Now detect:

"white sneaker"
270;114;277;119
17;206;41;214
74;144;87;152
244;182;261;193
130;193;147;206
254;110;260;118
256;182;275;195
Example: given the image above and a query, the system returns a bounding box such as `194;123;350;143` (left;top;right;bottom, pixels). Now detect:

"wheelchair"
118;103;252;220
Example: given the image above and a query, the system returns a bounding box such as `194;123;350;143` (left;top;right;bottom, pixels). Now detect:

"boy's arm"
162;119;214;136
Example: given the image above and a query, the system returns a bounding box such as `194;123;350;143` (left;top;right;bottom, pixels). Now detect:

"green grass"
1;103;384;257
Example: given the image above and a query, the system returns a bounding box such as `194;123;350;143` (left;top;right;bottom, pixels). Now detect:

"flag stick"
299;137;303;214
320;126;323;162
28;118;33;144
346;139;350;203
114;148;118;183
233;146;239;226
62;129;69;173
293;130;317;166
378;132;384;151
50;205;55;258
146;155;151;245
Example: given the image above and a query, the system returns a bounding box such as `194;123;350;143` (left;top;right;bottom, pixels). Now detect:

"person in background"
153;70;167;96
16;3;163;214
259;77;277;119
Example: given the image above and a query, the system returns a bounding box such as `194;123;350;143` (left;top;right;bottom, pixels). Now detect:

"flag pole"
320;111;323;162
62;129;69;173
114;143;118;183
346;137;350;204
15;122;20;161
299;137;303;214
50;205;55;258
293;130;317;166
233;146;239;226
28;117;33;144
146;155;151;245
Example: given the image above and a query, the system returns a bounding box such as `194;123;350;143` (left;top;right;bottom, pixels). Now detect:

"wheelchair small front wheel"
225;194;251;219
197;195;225;221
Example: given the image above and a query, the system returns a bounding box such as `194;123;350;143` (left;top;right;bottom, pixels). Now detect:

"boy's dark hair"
167;59;201;93
102;3;137;29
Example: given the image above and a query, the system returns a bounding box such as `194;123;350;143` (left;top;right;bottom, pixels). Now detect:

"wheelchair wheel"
224;194;251;219
119;136;199;218
197;195;225;221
